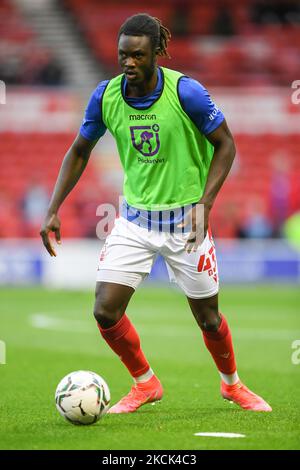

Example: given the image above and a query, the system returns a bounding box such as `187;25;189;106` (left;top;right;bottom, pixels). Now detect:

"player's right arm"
40;80;109;256
40;134;98;256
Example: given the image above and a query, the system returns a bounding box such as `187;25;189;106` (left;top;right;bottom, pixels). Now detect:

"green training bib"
102;67;214;210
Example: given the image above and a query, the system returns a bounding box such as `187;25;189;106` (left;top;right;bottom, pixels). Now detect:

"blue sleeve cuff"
79;128;99;141
204;113;225;135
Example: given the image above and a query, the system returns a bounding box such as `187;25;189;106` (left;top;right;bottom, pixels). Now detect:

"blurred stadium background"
0;0;300;287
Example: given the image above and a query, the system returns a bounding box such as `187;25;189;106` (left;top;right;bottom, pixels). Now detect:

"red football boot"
221;381;272;411
221;381;272;412
108;375;163;414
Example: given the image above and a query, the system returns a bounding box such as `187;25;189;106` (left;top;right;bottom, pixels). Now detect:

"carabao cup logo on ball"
130;124;160;157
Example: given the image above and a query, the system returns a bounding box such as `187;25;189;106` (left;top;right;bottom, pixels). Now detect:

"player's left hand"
177;203;210;253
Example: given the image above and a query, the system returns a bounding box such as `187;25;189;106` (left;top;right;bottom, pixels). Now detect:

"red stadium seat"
64;0;300;87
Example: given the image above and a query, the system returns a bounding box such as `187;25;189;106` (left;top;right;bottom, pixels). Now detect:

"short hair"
118;13;171;58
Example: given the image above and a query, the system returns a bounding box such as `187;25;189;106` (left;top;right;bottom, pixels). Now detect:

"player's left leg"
187;293;238;385
187;293;272;411
164;230;272;412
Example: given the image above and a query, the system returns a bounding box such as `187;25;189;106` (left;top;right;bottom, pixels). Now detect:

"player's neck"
126;68;158;98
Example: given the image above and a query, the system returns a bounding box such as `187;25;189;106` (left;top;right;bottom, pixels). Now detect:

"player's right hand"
40;213;61;257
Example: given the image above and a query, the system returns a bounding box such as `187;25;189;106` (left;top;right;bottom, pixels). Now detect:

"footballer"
40;14;271;413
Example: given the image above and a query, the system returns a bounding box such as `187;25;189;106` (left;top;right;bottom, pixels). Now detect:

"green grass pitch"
0;285;299;450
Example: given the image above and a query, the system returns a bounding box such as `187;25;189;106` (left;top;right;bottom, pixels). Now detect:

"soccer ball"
55;370;110;425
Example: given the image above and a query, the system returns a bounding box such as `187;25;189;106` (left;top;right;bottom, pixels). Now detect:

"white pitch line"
30;314;92;333
194;432;246;438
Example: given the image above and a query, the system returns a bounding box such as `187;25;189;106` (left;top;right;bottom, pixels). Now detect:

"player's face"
118;34;156;84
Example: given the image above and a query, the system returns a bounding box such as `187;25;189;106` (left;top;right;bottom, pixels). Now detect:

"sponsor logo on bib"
130;124;160;157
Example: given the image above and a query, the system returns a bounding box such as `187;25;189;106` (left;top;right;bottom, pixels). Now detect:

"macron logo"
208;106;219;121
129;114;156;121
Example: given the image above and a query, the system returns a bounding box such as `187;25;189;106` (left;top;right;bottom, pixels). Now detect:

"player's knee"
93;289;123;328
198;307;221;332
94;281;134;328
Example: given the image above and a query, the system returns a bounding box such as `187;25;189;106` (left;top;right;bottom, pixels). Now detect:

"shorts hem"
95;278;138;290
96;268;147;290
97;267;151;274
180;288;219;299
